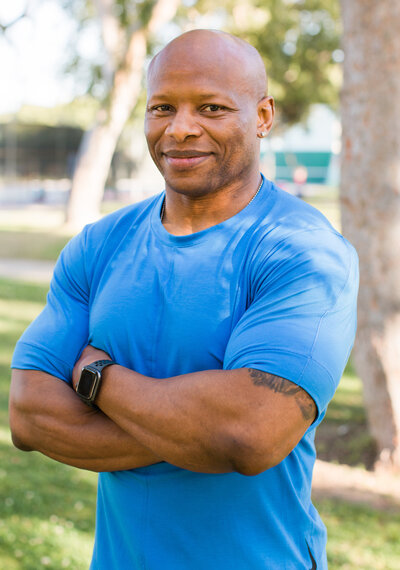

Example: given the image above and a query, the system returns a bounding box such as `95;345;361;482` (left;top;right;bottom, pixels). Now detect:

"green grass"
317;499;400;569
0;202;121;262
306;190;342;232
0;278;97;569
0;229;70;261
0;206;399;568
315;361;377;469
0;192;342;263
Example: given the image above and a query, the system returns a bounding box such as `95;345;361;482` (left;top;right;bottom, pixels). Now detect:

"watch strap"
87;359;117;372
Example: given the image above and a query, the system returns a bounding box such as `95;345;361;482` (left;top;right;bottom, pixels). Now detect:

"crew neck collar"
150;175;272;247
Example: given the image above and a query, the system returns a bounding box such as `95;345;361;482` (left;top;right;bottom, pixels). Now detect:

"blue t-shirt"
12;177;358;569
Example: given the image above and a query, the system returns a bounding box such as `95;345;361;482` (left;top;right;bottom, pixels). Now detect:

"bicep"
238;368;316;471
11;232;91;383
248;368;316;424
224;232;358;426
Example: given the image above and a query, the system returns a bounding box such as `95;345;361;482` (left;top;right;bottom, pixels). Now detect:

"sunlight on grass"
306;191;341;232
0;194;342;260
0;278;98;569
0;515;93;570
0;425;12;444
0;442;97;569
1;261;398;569
0;206;65;228
315;359;377;469
0;298;44;325
317;499;400;570
0;230;70;261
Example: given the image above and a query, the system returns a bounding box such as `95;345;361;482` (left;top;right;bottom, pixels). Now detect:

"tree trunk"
340;0;400;469
66;0;180;229
66;28;147;228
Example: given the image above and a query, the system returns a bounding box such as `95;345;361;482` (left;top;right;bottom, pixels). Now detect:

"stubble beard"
162;156;256;199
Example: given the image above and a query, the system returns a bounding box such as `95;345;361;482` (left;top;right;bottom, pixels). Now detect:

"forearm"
96;366;262;474
73;347;315;476
9;370;161;472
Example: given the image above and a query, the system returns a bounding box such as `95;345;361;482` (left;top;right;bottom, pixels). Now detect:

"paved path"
0;258;55;284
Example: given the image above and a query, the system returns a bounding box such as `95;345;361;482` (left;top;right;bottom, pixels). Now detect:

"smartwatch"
75;359;116;407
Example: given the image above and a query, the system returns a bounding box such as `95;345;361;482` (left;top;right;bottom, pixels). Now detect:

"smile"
162;151;212;170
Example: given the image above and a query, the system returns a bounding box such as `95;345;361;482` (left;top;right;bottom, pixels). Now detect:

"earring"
257;131;268;138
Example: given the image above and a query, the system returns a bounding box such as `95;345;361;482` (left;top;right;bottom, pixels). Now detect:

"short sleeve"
223;229;359;422
11;228;91;384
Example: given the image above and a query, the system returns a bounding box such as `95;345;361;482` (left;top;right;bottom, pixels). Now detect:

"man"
9;30;358;569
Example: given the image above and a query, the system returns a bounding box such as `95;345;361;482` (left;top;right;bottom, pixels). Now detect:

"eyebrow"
147;92;238;105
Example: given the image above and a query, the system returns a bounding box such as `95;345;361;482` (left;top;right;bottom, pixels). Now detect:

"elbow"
9;400;33;452
9;420;31;452
232;454;274;477
11;430;33;452
227;434;283;477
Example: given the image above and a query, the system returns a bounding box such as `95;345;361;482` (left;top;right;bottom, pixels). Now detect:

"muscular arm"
9;369;162;472
74;350;316;476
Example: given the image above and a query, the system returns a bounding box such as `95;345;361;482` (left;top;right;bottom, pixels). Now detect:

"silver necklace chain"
160;178;263;222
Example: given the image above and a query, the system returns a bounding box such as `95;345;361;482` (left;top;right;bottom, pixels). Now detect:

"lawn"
1;277;400;569
0;229;70;261
0;279;96;569
315;360;377;469
1;195;399;569
0;189;342;263
0;207;71;261
320;499;400;569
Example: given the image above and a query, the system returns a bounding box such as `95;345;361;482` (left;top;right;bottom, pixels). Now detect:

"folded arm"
73;347;317;476
9;369;162;472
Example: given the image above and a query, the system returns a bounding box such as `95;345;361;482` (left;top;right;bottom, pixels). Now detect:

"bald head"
148;29;268;102
144;29;274;200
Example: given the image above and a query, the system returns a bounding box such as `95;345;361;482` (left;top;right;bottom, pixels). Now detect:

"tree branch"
0;5;30;35
93;0;124;81
147;0;181;35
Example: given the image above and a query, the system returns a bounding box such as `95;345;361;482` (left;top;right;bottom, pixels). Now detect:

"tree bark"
66;0;180;229
340;0;400;469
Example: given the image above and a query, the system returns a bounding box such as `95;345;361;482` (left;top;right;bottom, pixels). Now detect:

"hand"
72;345;112;390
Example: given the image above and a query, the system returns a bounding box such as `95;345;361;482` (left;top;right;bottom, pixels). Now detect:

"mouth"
162;150;212;169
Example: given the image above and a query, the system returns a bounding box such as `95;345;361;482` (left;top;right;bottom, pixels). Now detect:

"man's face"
145;43;265;197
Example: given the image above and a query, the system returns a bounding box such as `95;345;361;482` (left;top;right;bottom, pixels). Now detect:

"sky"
0;0;97;114
0;0;220;116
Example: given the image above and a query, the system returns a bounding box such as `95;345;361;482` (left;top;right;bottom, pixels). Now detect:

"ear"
256;96;275;139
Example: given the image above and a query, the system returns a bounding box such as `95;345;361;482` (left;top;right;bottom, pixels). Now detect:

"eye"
202;104;225;112
149;104;174;114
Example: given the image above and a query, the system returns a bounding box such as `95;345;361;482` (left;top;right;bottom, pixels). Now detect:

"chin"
164;176;213;197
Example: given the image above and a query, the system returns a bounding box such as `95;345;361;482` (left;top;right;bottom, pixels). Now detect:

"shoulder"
255;183;342;243
84;193;161;243
255;182;356;261
248;183;358;295
56;193;162;284
69;193;161;249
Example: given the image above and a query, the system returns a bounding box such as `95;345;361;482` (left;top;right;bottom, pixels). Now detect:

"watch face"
78;368;99;399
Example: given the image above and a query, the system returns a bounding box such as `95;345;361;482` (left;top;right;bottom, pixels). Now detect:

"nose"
165;108;202;142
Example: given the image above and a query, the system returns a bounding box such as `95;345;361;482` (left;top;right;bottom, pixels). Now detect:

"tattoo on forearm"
248;369;316;421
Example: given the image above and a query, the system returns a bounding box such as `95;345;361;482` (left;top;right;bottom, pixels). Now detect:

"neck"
161;174;263;236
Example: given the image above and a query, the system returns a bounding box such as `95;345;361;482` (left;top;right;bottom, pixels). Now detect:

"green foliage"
57;0;341;127
58;0;167;107
228;0;342;125
11;97;100;129
5;0;342;130
137;0;159;28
